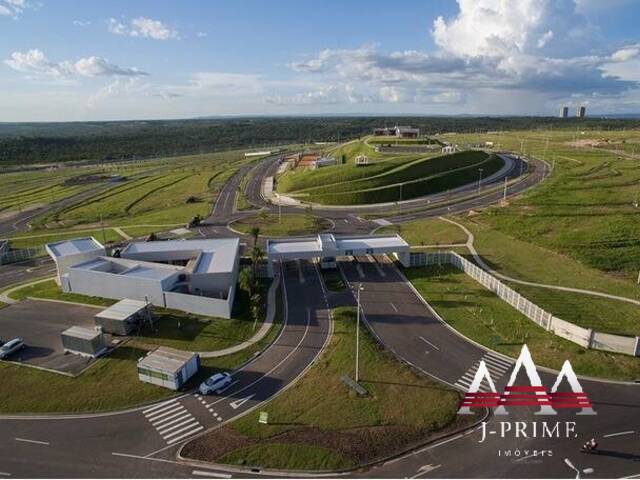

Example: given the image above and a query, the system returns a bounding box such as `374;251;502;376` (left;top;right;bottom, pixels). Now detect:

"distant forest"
1;116;638;166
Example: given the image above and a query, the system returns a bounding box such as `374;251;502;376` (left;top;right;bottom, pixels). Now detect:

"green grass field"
407;265;640;381
232;213;332;237
378;217;469;246
278;149;503;205
183;307;469;470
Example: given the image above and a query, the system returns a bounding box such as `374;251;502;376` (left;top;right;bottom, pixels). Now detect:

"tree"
238;266;253;294
249;226;261;246
250;292;263;330
250;245;265;280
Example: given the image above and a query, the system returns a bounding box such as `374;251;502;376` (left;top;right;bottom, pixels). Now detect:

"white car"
0;338;25;360
199;372;232;395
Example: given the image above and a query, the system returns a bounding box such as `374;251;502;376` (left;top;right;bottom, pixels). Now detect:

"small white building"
355;154;369;166
137;347;200;390
266;233;410;276
46;237;106;282
95;299;153;336
442;145;456;154
61;326;107;358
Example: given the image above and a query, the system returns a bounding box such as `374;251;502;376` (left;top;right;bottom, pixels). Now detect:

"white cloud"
196;31;207;38
73;19;91;27
107;17;179;40
283;0;639;113
4;49;148;79
0;0;36;18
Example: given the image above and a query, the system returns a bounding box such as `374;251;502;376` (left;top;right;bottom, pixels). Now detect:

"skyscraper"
577;105;586;118
560;106;569;118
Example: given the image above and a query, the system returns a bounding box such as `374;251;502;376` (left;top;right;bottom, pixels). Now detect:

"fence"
0;246;45;265
409;251;640;357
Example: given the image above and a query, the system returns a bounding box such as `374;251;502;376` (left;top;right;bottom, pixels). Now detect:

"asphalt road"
0;259;332;478
339;256;640;479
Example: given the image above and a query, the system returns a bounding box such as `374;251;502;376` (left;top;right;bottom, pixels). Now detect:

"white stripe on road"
150;408;188;427
166;426;204;445
603;430;635;438
149;406;187;425
143;401;179;417
162;421;201;441
154;412;192;431
142;399;179;415
0;472;11;476
484;353;512;368
157;417;196;435
418;336;440;351
192;470;232;478
146;404;183;421
14;438;49;446
390;302;398;313
483;357;512;371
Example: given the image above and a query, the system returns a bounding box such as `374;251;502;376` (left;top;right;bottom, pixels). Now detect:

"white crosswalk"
143;399;203;445
454;351;513;392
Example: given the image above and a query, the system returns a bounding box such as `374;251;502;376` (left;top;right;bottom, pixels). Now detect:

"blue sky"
1;0;639;121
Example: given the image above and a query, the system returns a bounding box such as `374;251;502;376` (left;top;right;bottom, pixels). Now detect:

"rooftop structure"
47;237;241;319
266;233;410;276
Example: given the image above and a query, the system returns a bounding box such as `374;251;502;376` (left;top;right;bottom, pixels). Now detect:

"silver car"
0;338;25;359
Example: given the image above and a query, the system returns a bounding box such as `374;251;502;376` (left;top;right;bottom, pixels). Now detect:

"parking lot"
0;299;104;375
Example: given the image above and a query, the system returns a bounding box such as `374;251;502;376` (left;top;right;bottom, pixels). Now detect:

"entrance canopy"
266;233;410;275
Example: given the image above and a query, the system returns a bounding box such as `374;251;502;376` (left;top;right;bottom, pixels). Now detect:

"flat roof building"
46;237;106;282
47;237;241;319
61;326;107;358
137;346;200;390
95;299;153;336
266;233;410;276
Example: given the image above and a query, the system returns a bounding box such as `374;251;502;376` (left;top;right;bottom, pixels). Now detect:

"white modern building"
266;233;410;276
46;237;241;318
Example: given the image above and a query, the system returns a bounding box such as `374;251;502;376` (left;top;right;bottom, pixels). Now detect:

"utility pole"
503;177;508;201
100;214;107;246
355;283;364;383
278;201;282;224
398;183;403;217
477;168;483;194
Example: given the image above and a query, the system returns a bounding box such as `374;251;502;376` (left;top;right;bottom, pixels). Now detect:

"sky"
1;0;639;121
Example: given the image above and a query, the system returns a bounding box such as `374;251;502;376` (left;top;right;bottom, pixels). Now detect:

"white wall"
164;289;233;318
49;248;106;281
65;268;176;306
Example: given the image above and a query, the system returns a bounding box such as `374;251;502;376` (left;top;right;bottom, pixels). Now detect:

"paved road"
0;256;55;290
0;259;332;478
339;256;640;479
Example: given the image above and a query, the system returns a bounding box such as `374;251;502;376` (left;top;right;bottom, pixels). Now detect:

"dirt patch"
182;414;478;468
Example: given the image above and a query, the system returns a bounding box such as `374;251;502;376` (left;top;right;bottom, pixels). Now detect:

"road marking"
143;400;179;416
162;421;201;441
622;474;640;479
230;393;256;410
390;302;398;313
603;430;635;438
356;263;365;279
149;406;186;425
297;260;305;284
415;434;463;454
157;417;196;435
14;438;49;446
410;464;442;478
192;470;232;478
166;426;204;445
418;335;440;351
0;472;11;476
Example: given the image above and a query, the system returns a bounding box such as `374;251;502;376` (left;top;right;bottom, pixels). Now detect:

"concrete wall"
409;250;639;357
164;287;233;318
64;268;175;306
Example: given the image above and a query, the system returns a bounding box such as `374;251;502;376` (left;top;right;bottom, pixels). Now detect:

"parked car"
0;338;25;359
199;372;232;395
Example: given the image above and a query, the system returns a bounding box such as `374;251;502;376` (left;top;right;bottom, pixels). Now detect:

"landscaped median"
230;213;332;237
181;307;477;472
0;279;283;414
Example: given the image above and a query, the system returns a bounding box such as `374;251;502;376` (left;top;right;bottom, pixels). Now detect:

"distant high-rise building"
577;105;586;118
560;106;569;118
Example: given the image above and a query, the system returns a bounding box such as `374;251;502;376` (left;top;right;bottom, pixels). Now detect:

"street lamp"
355;283;364;383
477;168;484;194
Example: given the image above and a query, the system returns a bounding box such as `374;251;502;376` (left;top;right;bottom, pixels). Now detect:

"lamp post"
355;283;364;383
477;168;484;194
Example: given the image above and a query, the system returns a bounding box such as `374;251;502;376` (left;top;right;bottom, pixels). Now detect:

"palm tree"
250;292;263;330
250;226;261;246
250;246;265;280
238;266;253;294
